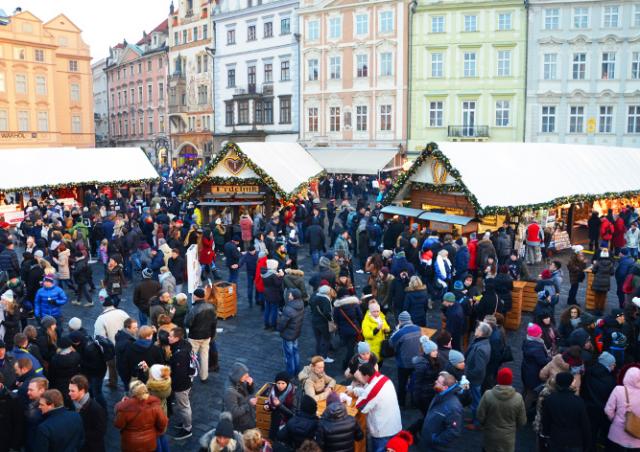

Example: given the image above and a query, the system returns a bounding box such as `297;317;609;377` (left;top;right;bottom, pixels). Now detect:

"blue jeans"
368;435;393;452
311;249;321;267
89;375;106;410
282;339;300;378
313;325;330;357
246;273;254;306
264;300;278;328
138;310;148;326
228;268;239;284
628;247;639;258
296;221;305;242
470;383;482;425
256;291;265;307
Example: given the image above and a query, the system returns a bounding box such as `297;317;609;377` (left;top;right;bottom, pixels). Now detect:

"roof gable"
44;13;82;32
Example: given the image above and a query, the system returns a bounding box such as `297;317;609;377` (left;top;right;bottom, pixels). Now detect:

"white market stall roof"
308;148;398;175
386;141;640;213
0;147;159;192
182;142;324;199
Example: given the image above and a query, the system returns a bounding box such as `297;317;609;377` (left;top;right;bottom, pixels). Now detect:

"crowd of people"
0;174;638;452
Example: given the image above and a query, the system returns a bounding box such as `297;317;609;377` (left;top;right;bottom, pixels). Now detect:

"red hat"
527;322;542;338
541;269;552;279
496;367;513;386
0;222;9;229
385;431;414;452
319;279;330;287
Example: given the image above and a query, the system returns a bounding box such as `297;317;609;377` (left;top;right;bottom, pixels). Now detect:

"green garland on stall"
1;178;160;194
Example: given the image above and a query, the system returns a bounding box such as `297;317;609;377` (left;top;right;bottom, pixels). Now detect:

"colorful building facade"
409;0;527;154
0;10;94;148
92;58;108;146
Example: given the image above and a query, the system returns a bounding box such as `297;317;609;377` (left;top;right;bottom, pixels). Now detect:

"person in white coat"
354;362;402;452
94;289;130;388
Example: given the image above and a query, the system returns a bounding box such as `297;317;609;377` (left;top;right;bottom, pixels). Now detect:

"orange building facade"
0;10;94;148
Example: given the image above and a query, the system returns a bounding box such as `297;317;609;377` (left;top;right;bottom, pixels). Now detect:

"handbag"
380;334;395;358
316;306;337;333
624;386;640;438
338;308;364;342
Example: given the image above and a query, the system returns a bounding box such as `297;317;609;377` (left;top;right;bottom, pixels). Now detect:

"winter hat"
600;248;610;258
527;323;543;338
215;417;235;438
319;279;331;287
274;371;290;384
572;245;584;254
68;331;84;345
0;290;14;302
68;317;82;331
326;391;341;406
229;362;249;384
632;297;640;308
541;269;552;279
453;280;464;290
496;367;513;386
57;336;73;350
43;275;55;284
142;268;153;279
193;288;205;299
442;292;456;303
562;350;583;368
286;288;302;300
420;336;437;355
318;285;332;296
397;311;412;325
385;431;414;452
410;237;418;246
318;256;331;268
34;250;44;259
266;259;279;271
300;395;317;416
598;351;616;370
41;315;57;330
357;341;370;354
580;312;596;326
98;288;109;301
448;349;465;366
612;309;624;319
555;372;574;389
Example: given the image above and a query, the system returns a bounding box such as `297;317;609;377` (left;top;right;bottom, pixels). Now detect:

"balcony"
447;125;489;141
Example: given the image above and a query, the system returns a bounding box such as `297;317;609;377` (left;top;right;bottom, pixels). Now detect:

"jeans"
107;359;118;387
174;389;192;430
526;244;542;264
313;325;330;358
341;335;358;370
368;435;393;452
311;249;321;267
567;283;579;305
470;383;482;425
228;268;239;284
189;337;211;381
138;310;148;326
256;291;265;307
628;247;639;259
296;221;305;243
175;283;184;295
89;375;106;410
282;339;300;378
246;273;254;306
264;300;278;327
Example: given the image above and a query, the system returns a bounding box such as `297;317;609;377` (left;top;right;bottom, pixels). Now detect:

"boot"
208;350;220;373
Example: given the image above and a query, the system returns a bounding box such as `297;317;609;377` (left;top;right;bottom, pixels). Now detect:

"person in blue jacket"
34;276;67;328
147;248;165;280
420;371;463;451
441;292;465;351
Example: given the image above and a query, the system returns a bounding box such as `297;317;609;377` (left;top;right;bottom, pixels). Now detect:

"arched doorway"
174;142;202;168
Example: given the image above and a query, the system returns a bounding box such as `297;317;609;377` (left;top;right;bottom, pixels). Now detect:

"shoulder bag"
338;308;364;342
624;386;640;438
316;306;337;333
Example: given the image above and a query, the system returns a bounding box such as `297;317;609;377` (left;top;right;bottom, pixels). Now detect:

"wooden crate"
214;282;237;319
521;281;538;312
505;281;525;330
255;383;273;439
585;270;596;310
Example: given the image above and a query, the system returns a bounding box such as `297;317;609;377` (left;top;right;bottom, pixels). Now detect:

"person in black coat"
441;292;465;351
587;210;601;251
224;237;242;284
33;389;85;451
47;337;82;408
541;372;591;451
494;265;514;313
520;324;551;414
69;332;107;409
68;375;107;452
168;327;194;437
307;223;326;267
114;318;137;388
278;394;319;449
167;249;186;292
121;325;165;384
389;271;410;319
332;292;363;370
0;372;24;452
581;352;617;449
315;399;363;452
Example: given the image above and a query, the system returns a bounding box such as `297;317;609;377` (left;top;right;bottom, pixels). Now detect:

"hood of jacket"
323;401;347;420
285;268;304;277
623;367;640;389
333;296;360;308
132;338;154;352
491;384;518;401
285;298;305;313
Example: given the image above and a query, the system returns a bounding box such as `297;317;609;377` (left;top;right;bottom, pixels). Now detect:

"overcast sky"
4;0;171;60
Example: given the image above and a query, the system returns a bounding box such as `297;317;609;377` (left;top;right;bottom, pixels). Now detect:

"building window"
380;105;392;131
193;27;198;41
543;53;557;80
356;105;367;131
569;106;585;133
541;106;556;133
72;115;81;133
497;12;512;31
148;60;152;71
308;20;319;40
158;82;164;100
308;107;318;132
602;52;616;79
203;55;208;72
573;7;589;29
255;101;263;124
18;111;29;131
380;52;392;76
174;31;179;45
495;100;510;127
263;100;273;124
497;50;511;77
37;111;48;132
632;52;640;79
139;116;144;135
14;48;25;60
544;8;559;30
380;11;393;33
147;84;153;102
635;5;640;27
264;22;273;38
182;30;187;43
599;106;614;133
225;102;234;126
330;107;341;132
356;14;368;35
138;63;142;74
227;68;236;87
264;63;273;83
227;29;236;45
464;15;477;32
279;96;291;124
629;106;640;133
15;74;27;94
281;60;290;81
35;75;47;96
431;16;444;33
203;24;208;40
248;25;256;41
138;85;143;102
159;115;165;132
0;110;7;131
429;101;443;127
603;5;619;28
572;53;586;80
198;85;208;104
356;54;368;77
281;17;291;35
34;49;44;62
308;59;319;81
248;65;256;91
329;17;341;39
197;56;202;73
431;52;443;77
0;73;4;92
463;52;477;77
330;56;341;79
238;101;249;124
131;88;135;104
148;115;154;134
68;60;79;72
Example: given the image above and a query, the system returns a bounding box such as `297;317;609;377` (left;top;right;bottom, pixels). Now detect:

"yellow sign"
421;203;465;216
587;117;596;134
430;160;449;185
211;185;260;194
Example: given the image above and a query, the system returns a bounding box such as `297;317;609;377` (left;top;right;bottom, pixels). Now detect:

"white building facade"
212;0;300;146
92;58;109;146
526;1;640;147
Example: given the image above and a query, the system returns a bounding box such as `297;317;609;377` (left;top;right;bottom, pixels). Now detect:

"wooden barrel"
505;281;525;330
214;282;238;319
521;281;538;312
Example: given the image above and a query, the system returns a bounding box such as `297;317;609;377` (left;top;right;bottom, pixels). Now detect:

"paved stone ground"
57;247;619;451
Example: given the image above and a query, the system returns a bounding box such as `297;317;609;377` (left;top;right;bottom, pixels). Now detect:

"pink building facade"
299;0;409;158
105;20;170;164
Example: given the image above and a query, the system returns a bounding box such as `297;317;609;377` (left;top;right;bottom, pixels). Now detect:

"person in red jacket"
525;220;544;265
467;233;478;277
254;251;268;307
612;215;627;256
600;216;615;250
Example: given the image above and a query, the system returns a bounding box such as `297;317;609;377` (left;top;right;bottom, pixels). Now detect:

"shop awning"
417;211;475;225
308;149;398;175
380;206;424;218
198;201;264;207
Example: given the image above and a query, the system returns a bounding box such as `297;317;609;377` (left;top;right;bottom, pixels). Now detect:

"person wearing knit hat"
448;349;465;370
582;352;617;446
389;310;423;407
385;430;413;452
465;321;493;429
597;351;616;372
41;315;57;330
142;268;153;279
265;371;296;439
527;322;543;338
419;336;438;356
441;290;464;351
68;317;82;331
397;311;412;325
0;290;13;302
277;395;318;450
476;366;526;452
411;336;440;415
345;341;379;380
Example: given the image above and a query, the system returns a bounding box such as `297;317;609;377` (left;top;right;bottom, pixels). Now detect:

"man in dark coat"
307;222;326;267
0;371;24;452
167;248;186;293
0;241;20;279
441;292;465;351
224;237;242;284
33;389;85;451
465;321;492;429
277;289;305;378
184;288;217;382
133;268;162;326
114;318;138;388
121;325;164;384
277;394;319;449
581;352;617;449
68;375;107;452
420;371;464;451
587;210;601;251
315;398;364;451
168;327;194;440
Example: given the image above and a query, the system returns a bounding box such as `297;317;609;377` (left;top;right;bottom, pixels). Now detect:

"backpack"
188;349;200;381
623;274;635;294
94;335;116;361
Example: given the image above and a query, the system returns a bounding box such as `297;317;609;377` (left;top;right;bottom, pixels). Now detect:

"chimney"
14;7;22;14
169;1;174;15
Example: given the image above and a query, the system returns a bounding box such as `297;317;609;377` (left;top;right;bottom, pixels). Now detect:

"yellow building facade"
0;10;94;148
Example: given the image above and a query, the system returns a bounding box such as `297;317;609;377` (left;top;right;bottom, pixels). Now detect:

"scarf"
527;335;545;344
570;318;580;328
269;382;293;405
73;393;90;411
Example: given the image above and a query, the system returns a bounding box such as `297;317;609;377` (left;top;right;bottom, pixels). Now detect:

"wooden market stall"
180;142;324;223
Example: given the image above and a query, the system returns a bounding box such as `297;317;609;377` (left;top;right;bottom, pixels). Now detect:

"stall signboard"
420;204;466;216
211;185;260;194
429;221;453;233
0;204;24;225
